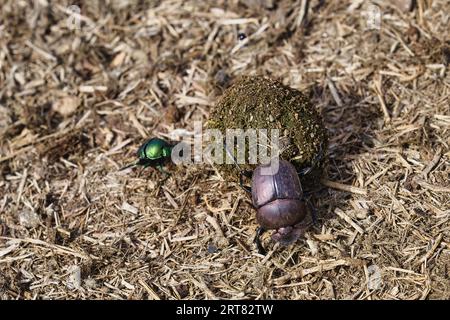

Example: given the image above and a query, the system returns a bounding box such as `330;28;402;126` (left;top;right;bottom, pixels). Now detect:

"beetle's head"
271;224;307;245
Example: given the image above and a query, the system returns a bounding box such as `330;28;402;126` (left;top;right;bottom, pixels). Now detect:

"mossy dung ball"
208;76;328;187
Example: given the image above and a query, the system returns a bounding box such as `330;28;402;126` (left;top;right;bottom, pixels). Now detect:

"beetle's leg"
119;161;138;171
239;170;252;194
156;163;172;185
254;227;267;255
141;158;154;168
156;164;168;175
303;190;316;197
297;142;325;177
119;157;148;171
148;164;170;195
136;161;150;176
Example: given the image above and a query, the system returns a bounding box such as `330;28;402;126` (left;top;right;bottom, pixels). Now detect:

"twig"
414;178;450;193
205;215;229;246
422;146;443;178
139;279;161;300
190;276;219;300
418;234;444;265
271;258;363;285
0;253;34;264
327;78;343;107
0;237;96;260
373;74;391;123
15;168;28;207
335;208;365;234
321;179;368;195
25;40;57;62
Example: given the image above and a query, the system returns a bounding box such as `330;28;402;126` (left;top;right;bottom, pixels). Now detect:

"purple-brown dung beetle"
225;144;324;254
241;160;316;254
252;160;310;243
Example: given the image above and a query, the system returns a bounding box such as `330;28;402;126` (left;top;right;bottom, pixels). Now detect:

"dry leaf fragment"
52;96;80;117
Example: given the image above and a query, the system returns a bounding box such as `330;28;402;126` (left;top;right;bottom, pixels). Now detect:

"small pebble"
121;201;138;215
18;210;40;228
52;96;80;117
207;243;218;254
165;104;181;123
214;69;230;88
83;278;97;289
392;0;414;11
67;265;82;290
306;239;319;256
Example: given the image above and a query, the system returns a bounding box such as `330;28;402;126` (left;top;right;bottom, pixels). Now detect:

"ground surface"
0;0;449;300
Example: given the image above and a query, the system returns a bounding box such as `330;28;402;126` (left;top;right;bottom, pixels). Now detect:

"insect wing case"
251;160;306;230
251;160;303;208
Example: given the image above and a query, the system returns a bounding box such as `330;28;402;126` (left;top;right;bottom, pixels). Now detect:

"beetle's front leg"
239;170;252;194
254;226;267;255
154;163;172;186
156;164;170;176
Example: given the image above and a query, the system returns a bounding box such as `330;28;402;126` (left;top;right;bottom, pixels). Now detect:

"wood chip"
335;208;365;234
321;179;368;195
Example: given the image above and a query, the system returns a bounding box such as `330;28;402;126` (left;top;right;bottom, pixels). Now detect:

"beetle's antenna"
224;141;252;193
223;141;243;172
119;162;138;171
119;159;145;171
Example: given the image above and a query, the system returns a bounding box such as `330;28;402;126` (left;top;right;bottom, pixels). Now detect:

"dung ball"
208;76;328;187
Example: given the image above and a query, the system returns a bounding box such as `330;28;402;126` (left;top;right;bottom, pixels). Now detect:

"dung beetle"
241;160;316;254
225;143;324;254
120;137;173;173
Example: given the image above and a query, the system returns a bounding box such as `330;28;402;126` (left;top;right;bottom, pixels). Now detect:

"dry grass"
0;0;449;300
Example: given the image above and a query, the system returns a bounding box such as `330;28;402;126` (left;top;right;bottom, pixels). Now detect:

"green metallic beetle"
120;137;173;173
